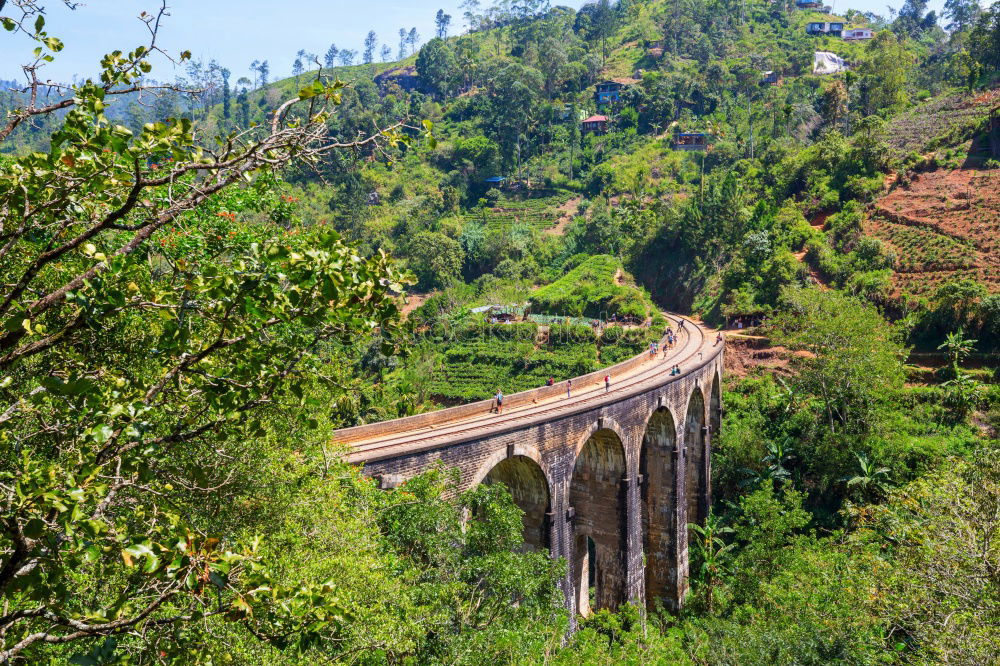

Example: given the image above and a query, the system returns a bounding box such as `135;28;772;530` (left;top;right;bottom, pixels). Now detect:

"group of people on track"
492;318;711;415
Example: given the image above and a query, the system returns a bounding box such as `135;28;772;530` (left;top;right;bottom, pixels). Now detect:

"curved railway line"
337;314;718;464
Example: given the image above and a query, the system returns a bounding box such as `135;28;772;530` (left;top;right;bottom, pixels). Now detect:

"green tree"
416;37;457;98
944;0;981;31
773;288;906;437
843;452;892;502
871;445;1000;663
324;42;339;68
0;10;413;662
688;512;735;613
435;8;452;38
221;66;231;119
968;2;1000;70
363;30;378;65
858;31;912;116
407;27;420;55
938;328;977;371
453;134;501;177
408;231;465;288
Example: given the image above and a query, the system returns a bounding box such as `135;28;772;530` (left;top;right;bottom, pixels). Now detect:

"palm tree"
843;452;891;503
761;439;793;484
740;438;794;489
938;328;976;375
688;512;734;614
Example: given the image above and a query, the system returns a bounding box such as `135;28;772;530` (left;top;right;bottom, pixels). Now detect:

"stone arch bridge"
332;316;723;616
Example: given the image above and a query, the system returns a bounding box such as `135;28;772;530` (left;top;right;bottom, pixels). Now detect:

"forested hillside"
2;0;1000;663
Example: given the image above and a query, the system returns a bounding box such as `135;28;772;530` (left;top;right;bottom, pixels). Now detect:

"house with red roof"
581;114;609;134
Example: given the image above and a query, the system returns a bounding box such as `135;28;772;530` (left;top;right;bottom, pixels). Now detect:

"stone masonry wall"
356;350;724;616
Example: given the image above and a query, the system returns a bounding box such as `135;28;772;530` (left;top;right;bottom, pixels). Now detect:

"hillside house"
842;28;874;40
761;70;781;85
673;132;708;151
581;114;609;134
795;0;824;7
594;80;630;105
807;22;845;36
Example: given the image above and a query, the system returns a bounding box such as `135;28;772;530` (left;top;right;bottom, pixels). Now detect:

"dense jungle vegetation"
1;0;1000;663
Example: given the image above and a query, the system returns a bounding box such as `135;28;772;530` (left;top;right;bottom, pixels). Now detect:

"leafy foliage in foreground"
0;12;414;662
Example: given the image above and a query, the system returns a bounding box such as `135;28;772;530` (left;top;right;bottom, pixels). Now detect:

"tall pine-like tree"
221;67;231;119
324;43;339;68
363;30;378;65
339;49;357;66
435;9;452;38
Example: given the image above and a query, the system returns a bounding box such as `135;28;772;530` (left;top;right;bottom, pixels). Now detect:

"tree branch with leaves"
0;3;419;662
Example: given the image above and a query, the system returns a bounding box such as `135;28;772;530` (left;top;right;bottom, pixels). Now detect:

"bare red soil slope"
865;168;1000;296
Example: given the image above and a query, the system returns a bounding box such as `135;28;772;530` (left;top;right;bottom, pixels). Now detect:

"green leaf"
1;18;16;31
34;14;44;34
82;545;101;564
142;553;161;573
90;424;113;444
125;542;155;559
23;518;45;539
209;571;227;589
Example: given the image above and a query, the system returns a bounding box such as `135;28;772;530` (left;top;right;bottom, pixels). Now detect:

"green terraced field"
426;321;656;402
461;192;575;231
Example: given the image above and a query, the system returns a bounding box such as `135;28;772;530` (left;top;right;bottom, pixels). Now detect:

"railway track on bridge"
337;315;719;464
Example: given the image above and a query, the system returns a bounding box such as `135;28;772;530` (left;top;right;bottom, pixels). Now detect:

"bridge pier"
622;431;646;607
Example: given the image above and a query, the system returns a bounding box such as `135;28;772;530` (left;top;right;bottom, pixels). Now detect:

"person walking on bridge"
604;374;611;392
715;332;723;346
566;378;572;398
495;389;504;414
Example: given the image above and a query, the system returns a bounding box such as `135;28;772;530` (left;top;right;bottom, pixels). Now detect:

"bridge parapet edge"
331;315;713;447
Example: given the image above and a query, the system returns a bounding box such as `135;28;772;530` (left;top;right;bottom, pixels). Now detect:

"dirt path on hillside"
544;197;582;236
400;291;431;318
793;250;830;290
809;212;830;230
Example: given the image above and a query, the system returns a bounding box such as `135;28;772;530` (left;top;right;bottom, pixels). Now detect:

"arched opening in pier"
483;455;551;552
570;428;627;614
640;407;679;609
684;389;708;534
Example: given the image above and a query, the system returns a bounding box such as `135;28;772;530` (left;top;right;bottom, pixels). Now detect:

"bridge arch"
570;427;628;615
683;388;708;533
709;372;721;436
481;456;551;552
640;406;680;609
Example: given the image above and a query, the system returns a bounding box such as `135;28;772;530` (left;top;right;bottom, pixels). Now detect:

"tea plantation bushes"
428;322;600;401
427;319;667;402
530;255;655;319
600;325;660;364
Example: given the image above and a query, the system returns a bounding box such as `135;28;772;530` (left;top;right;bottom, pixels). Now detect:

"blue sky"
1;0;947;84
